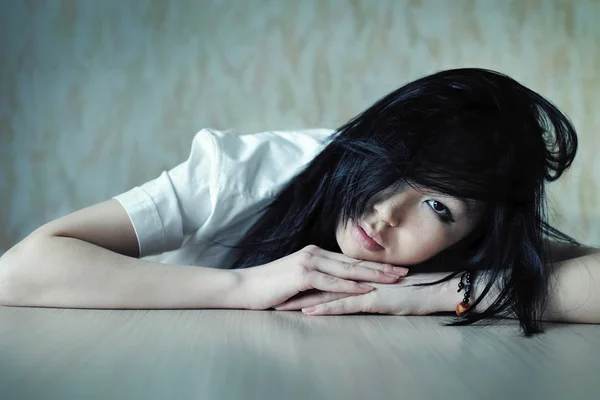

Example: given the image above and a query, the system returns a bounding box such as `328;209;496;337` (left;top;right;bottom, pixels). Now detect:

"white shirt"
114;128;334;268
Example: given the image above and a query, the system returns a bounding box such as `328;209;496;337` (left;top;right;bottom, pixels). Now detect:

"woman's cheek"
400;226;446;264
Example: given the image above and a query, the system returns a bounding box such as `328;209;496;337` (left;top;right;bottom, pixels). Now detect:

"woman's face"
335;184;483;266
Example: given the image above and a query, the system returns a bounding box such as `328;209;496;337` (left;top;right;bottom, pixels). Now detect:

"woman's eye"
426;200;454;223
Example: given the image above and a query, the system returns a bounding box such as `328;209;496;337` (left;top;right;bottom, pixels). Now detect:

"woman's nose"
373;197;403;227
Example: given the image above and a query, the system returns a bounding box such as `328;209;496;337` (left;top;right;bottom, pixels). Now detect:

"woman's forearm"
463;252;600;324
546;253;600;323
0;235;243;309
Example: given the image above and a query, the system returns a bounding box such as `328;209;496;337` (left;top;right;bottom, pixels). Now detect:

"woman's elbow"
0;236;43;305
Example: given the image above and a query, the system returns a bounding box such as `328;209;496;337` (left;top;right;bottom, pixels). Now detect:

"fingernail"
392;267;409;276
303;306;316;313
359;284;375;291
384;273;401;280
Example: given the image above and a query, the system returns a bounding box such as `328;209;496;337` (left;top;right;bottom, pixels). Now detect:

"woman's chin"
338;243;362;260
341;246;378;262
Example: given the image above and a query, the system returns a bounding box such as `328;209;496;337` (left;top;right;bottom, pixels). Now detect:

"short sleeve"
114;129;220;257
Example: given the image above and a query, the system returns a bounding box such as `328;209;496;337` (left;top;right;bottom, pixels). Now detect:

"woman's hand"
273;272;459;316
236;245;409;310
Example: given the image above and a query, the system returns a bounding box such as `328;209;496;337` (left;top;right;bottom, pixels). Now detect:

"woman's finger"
315;247;409;276
274;292;353;311
315;256;407;284
302;295;367;315
306;271;374;294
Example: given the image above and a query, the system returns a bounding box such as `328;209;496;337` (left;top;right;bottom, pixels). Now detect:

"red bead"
456;301;470;315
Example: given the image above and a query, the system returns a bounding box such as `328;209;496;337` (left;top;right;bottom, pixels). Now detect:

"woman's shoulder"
544;239;600;263
199;127;335;197
205;127;334;156
112;127;335;259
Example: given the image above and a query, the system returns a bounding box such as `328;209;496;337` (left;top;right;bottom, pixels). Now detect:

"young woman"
1;68;599;336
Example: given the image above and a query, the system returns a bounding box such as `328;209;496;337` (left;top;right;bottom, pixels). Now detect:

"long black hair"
231;68;578;335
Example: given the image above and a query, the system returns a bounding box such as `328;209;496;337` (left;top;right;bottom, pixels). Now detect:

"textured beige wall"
1;0;599;253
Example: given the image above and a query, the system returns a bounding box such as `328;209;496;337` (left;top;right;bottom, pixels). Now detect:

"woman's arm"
544;249;600;324
275;242;600;325
0;200;244;309
0;200;401;310
470;241;600;324
542;240;600;323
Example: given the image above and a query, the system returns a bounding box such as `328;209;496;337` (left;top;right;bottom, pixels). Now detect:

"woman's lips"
353;223;385;251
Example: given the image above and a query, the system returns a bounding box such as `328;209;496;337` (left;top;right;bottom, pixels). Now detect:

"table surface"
1;306;599;400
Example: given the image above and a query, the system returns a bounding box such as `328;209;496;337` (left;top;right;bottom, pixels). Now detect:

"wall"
1;0;599;252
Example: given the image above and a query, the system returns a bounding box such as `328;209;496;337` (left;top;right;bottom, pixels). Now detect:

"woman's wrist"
189;268;246;310
438;273;463;313
441;270;499;315
221;269;248;309
436;271;486;314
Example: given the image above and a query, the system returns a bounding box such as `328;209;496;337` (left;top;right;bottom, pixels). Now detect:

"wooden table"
1;306;599;399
